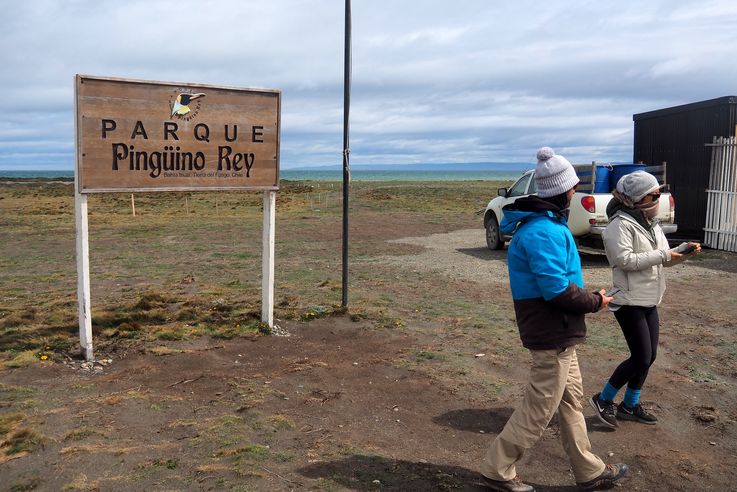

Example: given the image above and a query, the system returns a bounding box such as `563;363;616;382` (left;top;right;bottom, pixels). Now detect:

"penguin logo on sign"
169;91;206;120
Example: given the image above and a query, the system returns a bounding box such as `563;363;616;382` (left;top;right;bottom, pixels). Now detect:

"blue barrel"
593;166;611;193
609;163;646;190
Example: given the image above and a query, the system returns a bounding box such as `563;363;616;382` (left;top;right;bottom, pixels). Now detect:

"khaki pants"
481;346;605;483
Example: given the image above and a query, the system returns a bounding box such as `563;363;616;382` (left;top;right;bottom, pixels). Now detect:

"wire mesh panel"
705;137;737;252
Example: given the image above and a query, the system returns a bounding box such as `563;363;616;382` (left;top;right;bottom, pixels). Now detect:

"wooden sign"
75;75;280;193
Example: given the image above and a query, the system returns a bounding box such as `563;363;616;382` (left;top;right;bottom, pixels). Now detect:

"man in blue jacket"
480;148;629;492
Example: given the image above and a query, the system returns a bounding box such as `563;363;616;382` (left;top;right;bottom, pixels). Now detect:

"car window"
528;174;537;194
508;174;531;197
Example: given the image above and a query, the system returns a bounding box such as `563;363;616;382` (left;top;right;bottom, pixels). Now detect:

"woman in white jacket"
589;171;700;428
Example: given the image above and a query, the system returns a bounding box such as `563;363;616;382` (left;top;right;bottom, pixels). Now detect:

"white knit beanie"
616;170;661;203
534;147;579;198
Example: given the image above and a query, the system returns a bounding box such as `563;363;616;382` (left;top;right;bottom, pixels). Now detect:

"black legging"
609;305;659;390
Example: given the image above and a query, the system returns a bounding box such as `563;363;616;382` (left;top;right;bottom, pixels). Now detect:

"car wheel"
486;214;504;250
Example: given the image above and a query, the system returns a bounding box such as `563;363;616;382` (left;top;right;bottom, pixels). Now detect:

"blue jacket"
501;196;601;350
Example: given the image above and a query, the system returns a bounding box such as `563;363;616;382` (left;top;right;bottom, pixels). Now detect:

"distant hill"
285;162;532;171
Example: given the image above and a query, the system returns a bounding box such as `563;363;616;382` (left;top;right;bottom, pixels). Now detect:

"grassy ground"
0;178;505;363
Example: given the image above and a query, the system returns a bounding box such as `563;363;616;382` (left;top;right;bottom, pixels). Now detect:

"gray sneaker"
577;463;629;491
481;474;535;492
617;402;657;425
589;393;618;428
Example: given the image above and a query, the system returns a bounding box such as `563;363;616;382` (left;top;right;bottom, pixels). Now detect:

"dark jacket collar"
503;195;569;219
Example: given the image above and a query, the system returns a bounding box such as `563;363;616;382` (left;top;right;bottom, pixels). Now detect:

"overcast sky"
2;0;736;170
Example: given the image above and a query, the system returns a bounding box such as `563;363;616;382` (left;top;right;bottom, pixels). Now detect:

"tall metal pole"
341;0;351;308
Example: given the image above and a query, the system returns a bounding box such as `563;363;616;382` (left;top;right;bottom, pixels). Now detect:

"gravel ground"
379;227;726;291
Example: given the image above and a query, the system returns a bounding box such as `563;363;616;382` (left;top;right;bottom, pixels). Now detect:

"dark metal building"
633;96;737;239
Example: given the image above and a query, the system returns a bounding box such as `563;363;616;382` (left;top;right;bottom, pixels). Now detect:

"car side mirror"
497;188;508;198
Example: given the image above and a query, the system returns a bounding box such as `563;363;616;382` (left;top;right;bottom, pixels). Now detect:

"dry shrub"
134;291;178;310
0;413;23;435
0;308;37;329
1;427;43;458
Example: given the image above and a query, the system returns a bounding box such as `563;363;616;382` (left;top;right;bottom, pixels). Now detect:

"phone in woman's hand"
675;242;696;254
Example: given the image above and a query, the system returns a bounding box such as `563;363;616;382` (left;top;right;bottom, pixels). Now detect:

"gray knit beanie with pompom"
534;147;580;198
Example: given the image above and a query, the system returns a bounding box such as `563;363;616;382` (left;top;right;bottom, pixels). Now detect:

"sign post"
262;191;276;326
75;75;280;359
74;192;93;360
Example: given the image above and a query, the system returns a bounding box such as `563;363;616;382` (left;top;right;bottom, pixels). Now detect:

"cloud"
1;0;736;170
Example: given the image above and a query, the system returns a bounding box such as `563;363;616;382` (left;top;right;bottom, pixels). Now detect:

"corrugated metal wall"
633;96;737;239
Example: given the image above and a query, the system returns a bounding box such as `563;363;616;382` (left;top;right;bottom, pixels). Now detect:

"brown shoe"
481;474;535;492
576;463;629;491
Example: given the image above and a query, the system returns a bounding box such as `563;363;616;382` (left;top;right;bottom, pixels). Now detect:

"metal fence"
705;136;737;252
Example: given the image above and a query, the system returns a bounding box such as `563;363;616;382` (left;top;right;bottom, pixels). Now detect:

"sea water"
0;169;522;181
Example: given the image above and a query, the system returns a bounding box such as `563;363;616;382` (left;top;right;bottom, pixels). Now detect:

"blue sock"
600;382;619;402
623;388;641;408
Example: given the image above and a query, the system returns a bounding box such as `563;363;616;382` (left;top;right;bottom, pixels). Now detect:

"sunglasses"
647;193;661;201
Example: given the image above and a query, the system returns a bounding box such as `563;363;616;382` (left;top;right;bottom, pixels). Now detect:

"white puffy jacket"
602;211;677;307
